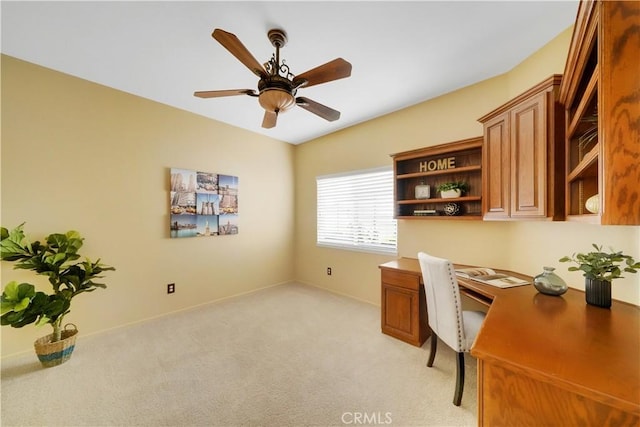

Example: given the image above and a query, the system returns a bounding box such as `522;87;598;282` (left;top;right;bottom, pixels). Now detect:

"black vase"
585;278;612;308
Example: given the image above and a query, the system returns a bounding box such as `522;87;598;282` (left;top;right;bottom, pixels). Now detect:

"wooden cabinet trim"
381;269;420;290
566;65;598;138
478;75;563;123
482;113;510;218
390;136;482;160
559;0;598;106
509;93;547;217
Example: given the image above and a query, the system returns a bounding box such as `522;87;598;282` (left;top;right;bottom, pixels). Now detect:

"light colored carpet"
1;282;477;426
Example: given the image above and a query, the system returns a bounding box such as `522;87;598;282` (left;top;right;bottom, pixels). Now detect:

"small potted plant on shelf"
559;244;640;308
437;181;469;199
1;223;115;367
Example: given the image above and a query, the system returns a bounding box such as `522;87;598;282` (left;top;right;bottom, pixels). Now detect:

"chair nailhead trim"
447;266;464;350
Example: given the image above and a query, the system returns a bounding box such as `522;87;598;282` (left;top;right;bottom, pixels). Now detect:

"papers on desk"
455;267;530;288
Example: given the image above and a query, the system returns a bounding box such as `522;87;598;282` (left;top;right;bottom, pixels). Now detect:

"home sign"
419;156;456;172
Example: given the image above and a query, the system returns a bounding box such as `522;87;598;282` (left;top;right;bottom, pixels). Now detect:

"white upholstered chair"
417;252;486;406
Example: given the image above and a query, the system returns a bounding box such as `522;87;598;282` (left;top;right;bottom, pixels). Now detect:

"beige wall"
1;56;296;356
295;25;640;306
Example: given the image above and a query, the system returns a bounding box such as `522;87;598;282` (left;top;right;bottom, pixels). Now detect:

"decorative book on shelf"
413;209;437;216
455;267;530;288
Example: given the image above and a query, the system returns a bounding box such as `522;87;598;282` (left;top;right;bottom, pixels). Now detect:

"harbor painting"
170;168;238;238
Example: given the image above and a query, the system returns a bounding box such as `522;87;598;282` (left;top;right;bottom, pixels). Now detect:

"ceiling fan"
194;28;352;129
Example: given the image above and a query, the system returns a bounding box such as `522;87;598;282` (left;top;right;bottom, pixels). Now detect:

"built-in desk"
379;258;640;426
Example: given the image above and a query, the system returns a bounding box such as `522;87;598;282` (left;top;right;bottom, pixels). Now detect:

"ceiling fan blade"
262;111;277;129
292;58;352;88
212;29;267;78
296;97;341;122
194;89;257;99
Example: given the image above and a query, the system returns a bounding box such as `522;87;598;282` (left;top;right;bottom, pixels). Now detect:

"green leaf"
0;223;31;261
0;290;46;328
1;311;25;326
12;297;31;313
11;313;40;328
561;244;640;280
46;233;66;248
2;281;20;301
0;301;15;315
43;297;69;319
1;281;36;314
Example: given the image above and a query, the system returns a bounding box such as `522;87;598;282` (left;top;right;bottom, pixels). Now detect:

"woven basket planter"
33;324;78;368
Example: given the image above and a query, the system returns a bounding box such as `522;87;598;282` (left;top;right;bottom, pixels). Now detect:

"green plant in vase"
1;223;115;365
559;244;640;308
437;181;469;199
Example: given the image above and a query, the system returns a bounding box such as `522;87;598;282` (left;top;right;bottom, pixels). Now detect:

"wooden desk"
379;258;640;426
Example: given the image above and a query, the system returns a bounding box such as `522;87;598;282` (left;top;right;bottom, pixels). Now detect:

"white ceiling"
1;1;579;145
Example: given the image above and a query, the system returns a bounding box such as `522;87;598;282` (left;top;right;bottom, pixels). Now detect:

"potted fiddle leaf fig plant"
559;244;640;308
0;223;115;367
437;181;469;199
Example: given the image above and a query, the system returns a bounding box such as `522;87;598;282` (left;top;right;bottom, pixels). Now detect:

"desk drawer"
381;269;421;290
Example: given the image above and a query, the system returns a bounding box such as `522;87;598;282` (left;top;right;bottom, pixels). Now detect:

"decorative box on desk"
379;259;429;346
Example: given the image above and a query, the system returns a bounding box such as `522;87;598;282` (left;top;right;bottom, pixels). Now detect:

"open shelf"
560;1;601;220
396;165;482;180
391;137;483;220
567;143;599;183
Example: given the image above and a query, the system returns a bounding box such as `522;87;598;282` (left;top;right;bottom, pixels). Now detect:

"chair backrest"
418;252;466;352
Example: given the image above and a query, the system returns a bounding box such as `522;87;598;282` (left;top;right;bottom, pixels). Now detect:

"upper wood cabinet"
559;0;640;225
479;75;565;221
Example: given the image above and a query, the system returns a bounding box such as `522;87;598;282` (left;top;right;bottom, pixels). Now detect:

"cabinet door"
483;113;511;219
381;284;420;344
510;93;547;218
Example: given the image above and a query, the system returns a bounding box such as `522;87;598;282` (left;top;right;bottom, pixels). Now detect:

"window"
317;167;397;254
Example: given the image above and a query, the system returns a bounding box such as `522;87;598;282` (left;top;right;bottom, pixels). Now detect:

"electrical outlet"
167;283;175;294
327;267;332;276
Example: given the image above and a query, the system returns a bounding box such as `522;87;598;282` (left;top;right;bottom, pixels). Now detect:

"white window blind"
317;167;397;254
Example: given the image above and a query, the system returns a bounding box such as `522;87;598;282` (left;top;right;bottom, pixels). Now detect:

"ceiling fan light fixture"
197;28;352;128
258;88;296;113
